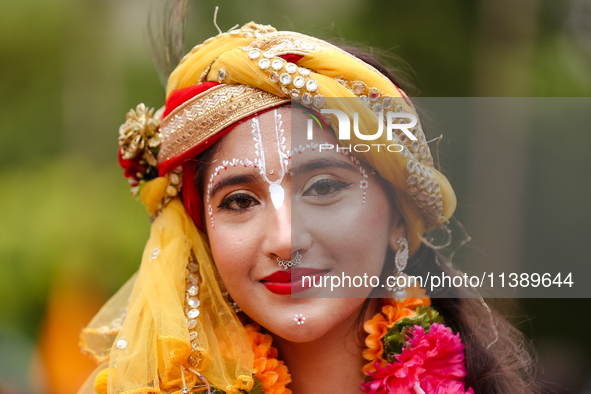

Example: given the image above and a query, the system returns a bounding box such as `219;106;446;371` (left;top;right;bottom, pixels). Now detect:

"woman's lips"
261;268;328;295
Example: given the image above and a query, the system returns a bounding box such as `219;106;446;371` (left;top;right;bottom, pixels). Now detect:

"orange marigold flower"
362;286;431;374
245;324;292;394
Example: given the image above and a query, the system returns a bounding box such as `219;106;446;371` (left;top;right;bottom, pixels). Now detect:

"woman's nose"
262;197;312;262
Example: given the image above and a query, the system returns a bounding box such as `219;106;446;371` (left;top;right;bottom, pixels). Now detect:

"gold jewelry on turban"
80;21;456;394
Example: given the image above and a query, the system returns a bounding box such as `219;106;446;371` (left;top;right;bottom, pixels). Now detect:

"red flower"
118;147;147;184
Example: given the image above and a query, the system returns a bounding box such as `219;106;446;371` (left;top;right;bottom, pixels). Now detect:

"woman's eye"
218;193;259;211
303;178;351;197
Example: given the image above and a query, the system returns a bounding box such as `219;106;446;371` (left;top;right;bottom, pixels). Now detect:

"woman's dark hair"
341;45;541;394
186;43;541;394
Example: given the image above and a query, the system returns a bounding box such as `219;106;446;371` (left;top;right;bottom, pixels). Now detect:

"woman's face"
201;106;405;342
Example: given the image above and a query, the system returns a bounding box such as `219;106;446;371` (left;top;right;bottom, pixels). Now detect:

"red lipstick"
261;268;327;295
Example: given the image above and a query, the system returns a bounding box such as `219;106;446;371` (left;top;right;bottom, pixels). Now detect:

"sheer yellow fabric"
80;180;254;393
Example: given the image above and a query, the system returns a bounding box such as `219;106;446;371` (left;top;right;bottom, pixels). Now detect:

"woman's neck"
273;303;376;394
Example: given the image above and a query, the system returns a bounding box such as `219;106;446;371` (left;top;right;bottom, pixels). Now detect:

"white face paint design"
205;111;370;229
251;109;289;209
290;141;369;204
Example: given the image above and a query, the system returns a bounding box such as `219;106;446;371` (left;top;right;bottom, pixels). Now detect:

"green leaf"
381;306;445;362
239;377;264;394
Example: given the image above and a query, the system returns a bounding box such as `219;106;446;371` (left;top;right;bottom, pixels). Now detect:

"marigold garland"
362;286;431;374
240;288;473;394
245;324;292;394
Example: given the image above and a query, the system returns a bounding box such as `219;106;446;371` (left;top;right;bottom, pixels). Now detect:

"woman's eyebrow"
291;157;358;176
210;173;258;198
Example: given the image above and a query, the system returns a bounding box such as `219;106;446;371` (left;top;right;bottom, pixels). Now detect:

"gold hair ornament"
119;104;164;167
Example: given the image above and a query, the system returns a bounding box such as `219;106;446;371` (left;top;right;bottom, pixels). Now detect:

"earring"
389;238;409;300
214;267;243;314
277;251;302;270
225;291;243;314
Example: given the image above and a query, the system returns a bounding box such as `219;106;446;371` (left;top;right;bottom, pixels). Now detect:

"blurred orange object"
39;277;105;394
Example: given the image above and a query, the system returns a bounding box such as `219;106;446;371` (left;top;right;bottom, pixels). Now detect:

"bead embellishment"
305;79;319;92
218;68;227;82
298;68;311;76
183;252;202;355
187;283;199;296
151;248;161;259
294;314;306;325
116;338;128;350
301;93;312;105
258;58;271;70
293;76;305;89
280;73;292;85
243;50;324;109
313;95;325;109
285;63;298;74
271;59;284;70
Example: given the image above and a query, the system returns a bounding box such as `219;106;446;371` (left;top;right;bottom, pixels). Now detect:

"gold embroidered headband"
159;84;289;167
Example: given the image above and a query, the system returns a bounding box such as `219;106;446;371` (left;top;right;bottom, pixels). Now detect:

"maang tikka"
390;238;409;300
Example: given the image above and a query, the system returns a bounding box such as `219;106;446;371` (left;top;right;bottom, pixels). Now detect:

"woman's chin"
269;322;319;343
245;298;365;343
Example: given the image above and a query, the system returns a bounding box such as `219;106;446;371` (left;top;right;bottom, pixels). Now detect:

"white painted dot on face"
269;183;285;209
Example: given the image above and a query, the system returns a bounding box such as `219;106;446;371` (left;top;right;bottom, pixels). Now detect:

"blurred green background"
1;0;590;393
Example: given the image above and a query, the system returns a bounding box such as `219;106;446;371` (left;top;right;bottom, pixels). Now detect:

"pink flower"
361;323;474;394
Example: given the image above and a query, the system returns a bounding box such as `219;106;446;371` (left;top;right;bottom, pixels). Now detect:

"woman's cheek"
300;201;371;236
310;187;390;277
209;227;255;284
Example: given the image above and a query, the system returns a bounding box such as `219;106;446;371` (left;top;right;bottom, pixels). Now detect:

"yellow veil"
80;178;254;393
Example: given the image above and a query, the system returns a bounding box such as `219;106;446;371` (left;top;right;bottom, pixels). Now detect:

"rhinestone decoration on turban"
79;22;456;394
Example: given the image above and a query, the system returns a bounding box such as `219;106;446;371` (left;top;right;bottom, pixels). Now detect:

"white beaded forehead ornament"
205;109;288;227
251;109;289;209
205;109;371;229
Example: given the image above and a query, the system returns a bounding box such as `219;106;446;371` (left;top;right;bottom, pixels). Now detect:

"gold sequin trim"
158;84;289;165
250;31;388;81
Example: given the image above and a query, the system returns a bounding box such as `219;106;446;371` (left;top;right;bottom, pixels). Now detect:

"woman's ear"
388;210;407;252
